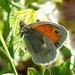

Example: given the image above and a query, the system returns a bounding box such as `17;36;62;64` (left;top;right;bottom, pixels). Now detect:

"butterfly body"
19;21;68;65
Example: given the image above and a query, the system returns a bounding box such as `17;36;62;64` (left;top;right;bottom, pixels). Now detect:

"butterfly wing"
23;28;57;65
19;21;68;65
28;21;68;49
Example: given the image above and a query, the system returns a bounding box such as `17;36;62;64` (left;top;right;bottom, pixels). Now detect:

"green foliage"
0;0;74;75
28;68;38;75
44;69;50;75
0;0;11;13
10;9;35;56
60;45;71;61
51;60;73;75
2;73;15;75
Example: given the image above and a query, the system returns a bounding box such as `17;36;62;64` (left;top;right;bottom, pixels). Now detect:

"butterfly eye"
55;29;59;34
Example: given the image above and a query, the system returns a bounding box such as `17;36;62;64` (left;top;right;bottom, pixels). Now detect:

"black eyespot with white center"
55;29;59;34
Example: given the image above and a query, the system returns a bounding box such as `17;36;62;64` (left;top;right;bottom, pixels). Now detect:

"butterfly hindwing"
23;28;57;64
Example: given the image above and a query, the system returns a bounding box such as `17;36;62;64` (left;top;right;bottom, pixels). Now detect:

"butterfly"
19;20;68;65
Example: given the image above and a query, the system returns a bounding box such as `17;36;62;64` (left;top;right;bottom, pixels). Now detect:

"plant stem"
0;31;18;75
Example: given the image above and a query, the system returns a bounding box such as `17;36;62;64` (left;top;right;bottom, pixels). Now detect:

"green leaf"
73;57;75;74
0;47;10;62
51;60;73;75
10;9;35;56
28;68;38;75
59;60;72;75
7;34;14;58
2;73;15;75
53;0;62;3
60;45;71;61
44;69;50;75
0;0;11;12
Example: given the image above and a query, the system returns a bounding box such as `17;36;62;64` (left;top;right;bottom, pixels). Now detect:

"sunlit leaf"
10;9;35;56
7;34;14;58
2;73;15;75
28;68;38;75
